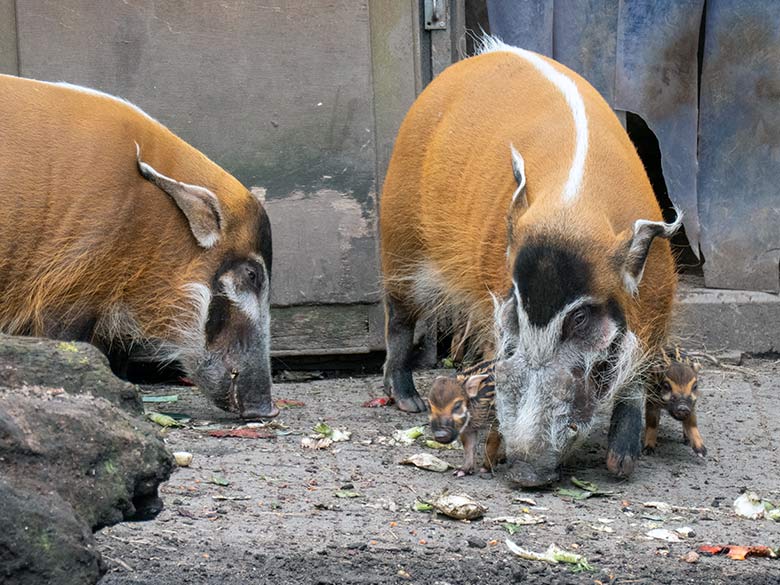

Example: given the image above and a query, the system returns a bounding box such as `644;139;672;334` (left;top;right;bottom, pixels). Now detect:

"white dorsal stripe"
53;81;159;124
478;36;588;205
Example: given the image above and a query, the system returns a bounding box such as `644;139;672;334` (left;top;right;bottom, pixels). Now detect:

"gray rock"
0;385;173;584
0;335;142;414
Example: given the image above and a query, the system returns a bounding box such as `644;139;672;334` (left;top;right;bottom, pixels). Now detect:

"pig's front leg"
454;428;477;477
606;382;644;477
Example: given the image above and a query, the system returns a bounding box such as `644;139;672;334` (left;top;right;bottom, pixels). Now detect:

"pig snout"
504;460;560;488
229;369;278;420
241;403;280;420
433;428;457;444
670;403;691;421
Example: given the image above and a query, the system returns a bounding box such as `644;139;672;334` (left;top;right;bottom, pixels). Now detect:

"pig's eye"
662;381;672;393
453;400;464;412
563;305;592;340
691;382;699;393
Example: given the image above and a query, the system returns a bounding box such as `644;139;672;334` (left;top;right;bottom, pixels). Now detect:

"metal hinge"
424;0;448;30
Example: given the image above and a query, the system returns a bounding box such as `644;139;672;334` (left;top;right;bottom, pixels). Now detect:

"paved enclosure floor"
97;359;780;584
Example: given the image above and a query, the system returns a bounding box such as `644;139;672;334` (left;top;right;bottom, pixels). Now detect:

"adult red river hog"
0;74;278;419
379;37;680;485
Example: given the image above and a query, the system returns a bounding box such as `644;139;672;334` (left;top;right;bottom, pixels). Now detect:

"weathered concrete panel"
16;0;376;201
0;0;18;74
698;0;780;292
369;0;422;189
265;189;380;306
271;303;384;356
15;0;381;306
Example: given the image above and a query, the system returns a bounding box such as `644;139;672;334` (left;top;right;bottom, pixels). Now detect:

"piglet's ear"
614;210;682;296
464;374;490;398
136;143;223;249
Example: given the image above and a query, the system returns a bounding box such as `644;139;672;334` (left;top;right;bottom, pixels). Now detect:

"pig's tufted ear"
464;374;490;398
136;143;223;249
509;144;528;215
613;209;682;296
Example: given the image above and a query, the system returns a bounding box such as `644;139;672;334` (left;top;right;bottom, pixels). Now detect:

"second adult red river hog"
0;74;278;420
379;37;680;485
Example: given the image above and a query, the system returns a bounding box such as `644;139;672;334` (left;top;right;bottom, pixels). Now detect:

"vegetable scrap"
698;544;778;561
556;478;614;500
274;399;305;409
646;527;694;542
301;436;333;450
147;411;185;428
733;491;780;520
173;451;193;467
506;540;593;572
141;395;179;403
334;490;362;499
209;476;230;486
422;492;487;520
208;428;275;439
362;396;394;408
399;453;453;472
425;440;462;450
392;426;425;446
302;423;351;449
486;513;546;526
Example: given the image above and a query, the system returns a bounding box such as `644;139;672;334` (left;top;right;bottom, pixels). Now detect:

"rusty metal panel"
486;0;553;57
698;0;780;292
15;0;378;307
614;0;704;256
553;0;619;104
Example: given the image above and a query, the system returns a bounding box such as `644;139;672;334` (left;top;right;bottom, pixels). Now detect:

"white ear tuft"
510;143;527;207
619;208;683;295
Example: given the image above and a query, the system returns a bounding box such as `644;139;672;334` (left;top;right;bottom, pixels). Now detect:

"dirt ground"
97;358;780;585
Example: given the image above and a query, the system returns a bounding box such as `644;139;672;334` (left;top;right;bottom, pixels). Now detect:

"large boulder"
0;337;173;585
0;335;142;414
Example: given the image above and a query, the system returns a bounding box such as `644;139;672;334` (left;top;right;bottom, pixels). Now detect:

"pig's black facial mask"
491;260;642;482
174;254;276;420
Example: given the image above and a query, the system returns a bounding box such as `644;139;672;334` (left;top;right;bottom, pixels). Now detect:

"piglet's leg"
682;412;706;457
643;400;661;454
481;428;502;473
455;429;477;477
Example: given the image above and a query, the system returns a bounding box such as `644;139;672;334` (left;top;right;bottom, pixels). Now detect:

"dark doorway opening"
625;112;703;275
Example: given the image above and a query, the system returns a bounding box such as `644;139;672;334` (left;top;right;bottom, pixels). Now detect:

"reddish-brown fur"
644;347;705;456
428;372;502;476
0;75;260;340
380;40;679;480
380;50;676;351
0;74;275;418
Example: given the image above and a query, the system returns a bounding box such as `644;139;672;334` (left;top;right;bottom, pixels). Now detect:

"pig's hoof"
395;395;427;413
693;444;707;457
642;445;656;455
453;468;471;478
606;449;637;477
